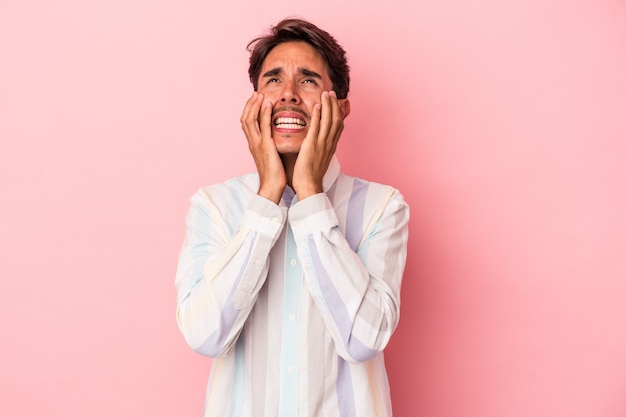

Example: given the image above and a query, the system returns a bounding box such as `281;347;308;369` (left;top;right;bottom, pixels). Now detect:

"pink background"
2;1;626;416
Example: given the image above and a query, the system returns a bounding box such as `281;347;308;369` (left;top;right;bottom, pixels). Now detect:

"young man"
176;18;409;417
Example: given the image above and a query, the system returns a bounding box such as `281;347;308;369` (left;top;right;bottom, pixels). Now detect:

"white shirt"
176;157;410;417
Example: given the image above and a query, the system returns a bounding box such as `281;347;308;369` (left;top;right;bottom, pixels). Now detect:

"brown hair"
247;18;350;99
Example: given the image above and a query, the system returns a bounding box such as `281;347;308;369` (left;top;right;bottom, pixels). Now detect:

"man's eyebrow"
299;68;322;79
262;67;282;77
261;67;323;79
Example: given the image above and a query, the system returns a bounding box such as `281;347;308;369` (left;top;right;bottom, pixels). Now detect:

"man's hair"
247;18;350;99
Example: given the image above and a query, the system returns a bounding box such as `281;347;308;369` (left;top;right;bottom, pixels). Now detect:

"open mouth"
273;117;307;129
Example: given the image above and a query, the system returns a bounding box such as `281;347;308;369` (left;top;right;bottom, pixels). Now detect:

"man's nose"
280;81;300;104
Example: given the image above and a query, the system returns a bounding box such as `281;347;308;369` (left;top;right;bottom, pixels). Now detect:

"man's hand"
240;92;286;204
292;91;347;200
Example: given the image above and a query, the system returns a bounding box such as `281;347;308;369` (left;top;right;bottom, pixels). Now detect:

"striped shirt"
176;157;410;417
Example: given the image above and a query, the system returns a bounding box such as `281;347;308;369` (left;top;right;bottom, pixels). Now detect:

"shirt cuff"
288;193;339;236
241;194;287;237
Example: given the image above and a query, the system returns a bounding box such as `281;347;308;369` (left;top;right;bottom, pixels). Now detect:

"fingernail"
330;91;337;98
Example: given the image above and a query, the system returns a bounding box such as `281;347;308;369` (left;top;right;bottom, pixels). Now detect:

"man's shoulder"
336;171;403;200
189;172;260;207
196;172;259;195
336;171;409;222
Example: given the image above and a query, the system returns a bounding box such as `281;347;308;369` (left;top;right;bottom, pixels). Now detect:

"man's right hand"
240;92;286;204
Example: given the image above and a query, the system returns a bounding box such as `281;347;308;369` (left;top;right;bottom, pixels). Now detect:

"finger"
327;91;344;150
240;93;257;140
329;91;343;125
317;91;332;144
241;92;264;141
259;99;273;141
304;101;322;149
240;92;258;127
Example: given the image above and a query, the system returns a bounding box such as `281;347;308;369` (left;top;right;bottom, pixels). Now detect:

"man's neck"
280;153;297;189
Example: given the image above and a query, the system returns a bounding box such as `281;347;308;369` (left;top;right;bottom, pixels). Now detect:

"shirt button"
271;217;278;223
290;259;297;266
289;314;295;320
287;366;294;373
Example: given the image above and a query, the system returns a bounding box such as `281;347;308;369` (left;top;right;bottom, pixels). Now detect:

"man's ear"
339;99;351;119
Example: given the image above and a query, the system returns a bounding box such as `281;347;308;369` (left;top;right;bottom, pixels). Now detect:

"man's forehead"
260;42;329;74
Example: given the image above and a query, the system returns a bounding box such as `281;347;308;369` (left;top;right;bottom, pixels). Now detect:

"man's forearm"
288;190;410;363
176;191;287;357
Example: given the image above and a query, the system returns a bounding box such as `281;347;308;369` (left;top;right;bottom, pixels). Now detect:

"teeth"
275;123;304;129
274;117;306;127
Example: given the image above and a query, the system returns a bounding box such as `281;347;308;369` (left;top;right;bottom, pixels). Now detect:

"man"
176;18;409;417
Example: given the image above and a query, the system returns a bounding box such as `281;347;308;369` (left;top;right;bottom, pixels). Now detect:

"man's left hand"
292;91;348;200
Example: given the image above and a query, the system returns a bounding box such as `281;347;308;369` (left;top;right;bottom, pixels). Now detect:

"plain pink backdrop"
2;1;626;416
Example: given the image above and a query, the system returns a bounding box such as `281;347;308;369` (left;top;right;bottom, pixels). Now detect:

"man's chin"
276;145;302;156
274;135;305;155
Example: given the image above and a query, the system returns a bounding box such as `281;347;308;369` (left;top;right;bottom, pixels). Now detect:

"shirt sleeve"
288;189;409;363
175;188;287;357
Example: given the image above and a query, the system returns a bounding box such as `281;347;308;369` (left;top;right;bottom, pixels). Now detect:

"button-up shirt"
176;157;409;417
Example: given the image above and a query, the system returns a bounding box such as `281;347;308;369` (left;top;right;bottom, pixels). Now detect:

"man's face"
257;41;342;155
